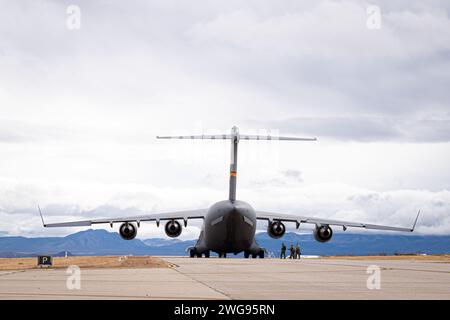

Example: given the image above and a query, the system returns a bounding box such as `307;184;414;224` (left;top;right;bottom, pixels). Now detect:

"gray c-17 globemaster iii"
39;126;420;258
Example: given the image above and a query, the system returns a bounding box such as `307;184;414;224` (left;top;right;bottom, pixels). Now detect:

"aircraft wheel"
219;253;227;258
251;253;257;259
258;250;264;259
189;249;196;258
204;251;210;258
244;251;250;259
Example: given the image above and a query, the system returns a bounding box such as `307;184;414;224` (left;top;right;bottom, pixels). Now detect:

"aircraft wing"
256;211;420;232
39;207;208;228
156;134;316;141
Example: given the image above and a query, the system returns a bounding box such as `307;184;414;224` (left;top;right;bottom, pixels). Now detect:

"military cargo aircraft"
39;126;420;258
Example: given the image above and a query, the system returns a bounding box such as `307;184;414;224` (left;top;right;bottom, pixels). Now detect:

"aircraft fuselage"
196;200;259;255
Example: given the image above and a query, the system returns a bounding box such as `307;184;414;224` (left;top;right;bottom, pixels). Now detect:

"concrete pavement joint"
170;265;233;300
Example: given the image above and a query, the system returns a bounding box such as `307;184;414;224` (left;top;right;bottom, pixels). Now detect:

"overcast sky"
0;0;449;239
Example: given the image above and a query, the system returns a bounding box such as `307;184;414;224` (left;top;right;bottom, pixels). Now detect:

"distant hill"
256;232;450;257
0;229;448;258
142;238;196;255
0;229;152;257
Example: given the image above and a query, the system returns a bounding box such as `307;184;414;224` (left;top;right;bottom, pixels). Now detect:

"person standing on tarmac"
289;244;295;259
280;243;286;259
295;243;301;259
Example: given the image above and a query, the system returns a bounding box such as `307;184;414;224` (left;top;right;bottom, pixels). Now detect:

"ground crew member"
296;243;301;259
289;244;295;259
280;243;286;259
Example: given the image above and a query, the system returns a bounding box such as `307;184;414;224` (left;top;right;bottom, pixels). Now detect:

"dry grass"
0;256;171;271
2;254;449;271
324;254;450;261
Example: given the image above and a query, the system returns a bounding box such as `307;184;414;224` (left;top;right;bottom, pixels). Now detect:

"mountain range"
0;229;448;258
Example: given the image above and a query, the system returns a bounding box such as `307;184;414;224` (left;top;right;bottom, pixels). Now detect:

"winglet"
411;210;420;232
38;205;46;227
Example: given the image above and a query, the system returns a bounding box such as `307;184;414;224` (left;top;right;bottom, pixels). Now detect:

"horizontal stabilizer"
157;134;316;141
157;134;231;140
240;135;316;141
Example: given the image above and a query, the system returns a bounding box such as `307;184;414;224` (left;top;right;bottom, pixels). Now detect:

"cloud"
2;0;449;142
244;182;450;234
0;0;449;239
257;113;450;142
184;0;450;117
250;169;303;187
0;177;449;238
0;118;80;143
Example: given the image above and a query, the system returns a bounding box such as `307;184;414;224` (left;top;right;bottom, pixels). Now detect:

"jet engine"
314;225;333;242
267;221;286;239
165;220;182;238
119;222;137;240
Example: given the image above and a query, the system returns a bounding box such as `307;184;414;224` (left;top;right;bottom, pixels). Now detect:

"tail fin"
157;126;316;201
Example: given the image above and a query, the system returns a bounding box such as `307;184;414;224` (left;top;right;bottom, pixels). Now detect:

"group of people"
280;242;301;259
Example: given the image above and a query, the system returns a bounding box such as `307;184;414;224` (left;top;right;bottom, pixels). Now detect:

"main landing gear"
189;249;264;259
189;248;210;258
244;250;264;259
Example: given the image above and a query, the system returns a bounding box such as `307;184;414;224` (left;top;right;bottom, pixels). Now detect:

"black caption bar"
0;300;447;319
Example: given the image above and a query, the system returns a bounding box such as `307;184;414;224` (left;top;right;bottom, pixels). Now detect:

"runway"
0;257;449;299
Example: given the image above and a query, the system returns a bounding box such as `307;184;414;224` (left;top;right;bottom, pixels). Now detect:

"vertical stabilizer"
229;126;239;201
156;126;316;202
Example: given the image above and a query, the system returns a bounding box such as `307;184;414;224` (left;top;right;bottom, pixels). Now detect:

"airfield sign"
37;255;53;267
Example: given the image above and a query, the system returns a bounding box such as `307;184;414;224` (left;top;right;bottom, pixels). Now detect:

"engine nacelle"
314;225;333;242
165;220;182;238
267;221;286;239
119;222;137;240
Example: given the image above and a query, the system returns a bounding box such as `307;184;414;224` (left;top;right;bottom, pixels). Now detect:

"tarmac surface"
0;257;449;299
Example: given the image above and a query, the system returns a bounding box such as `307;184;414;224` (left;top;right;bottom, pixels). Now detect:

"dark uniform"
289;244;295;259
280;243;286;259
295;244;301;259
